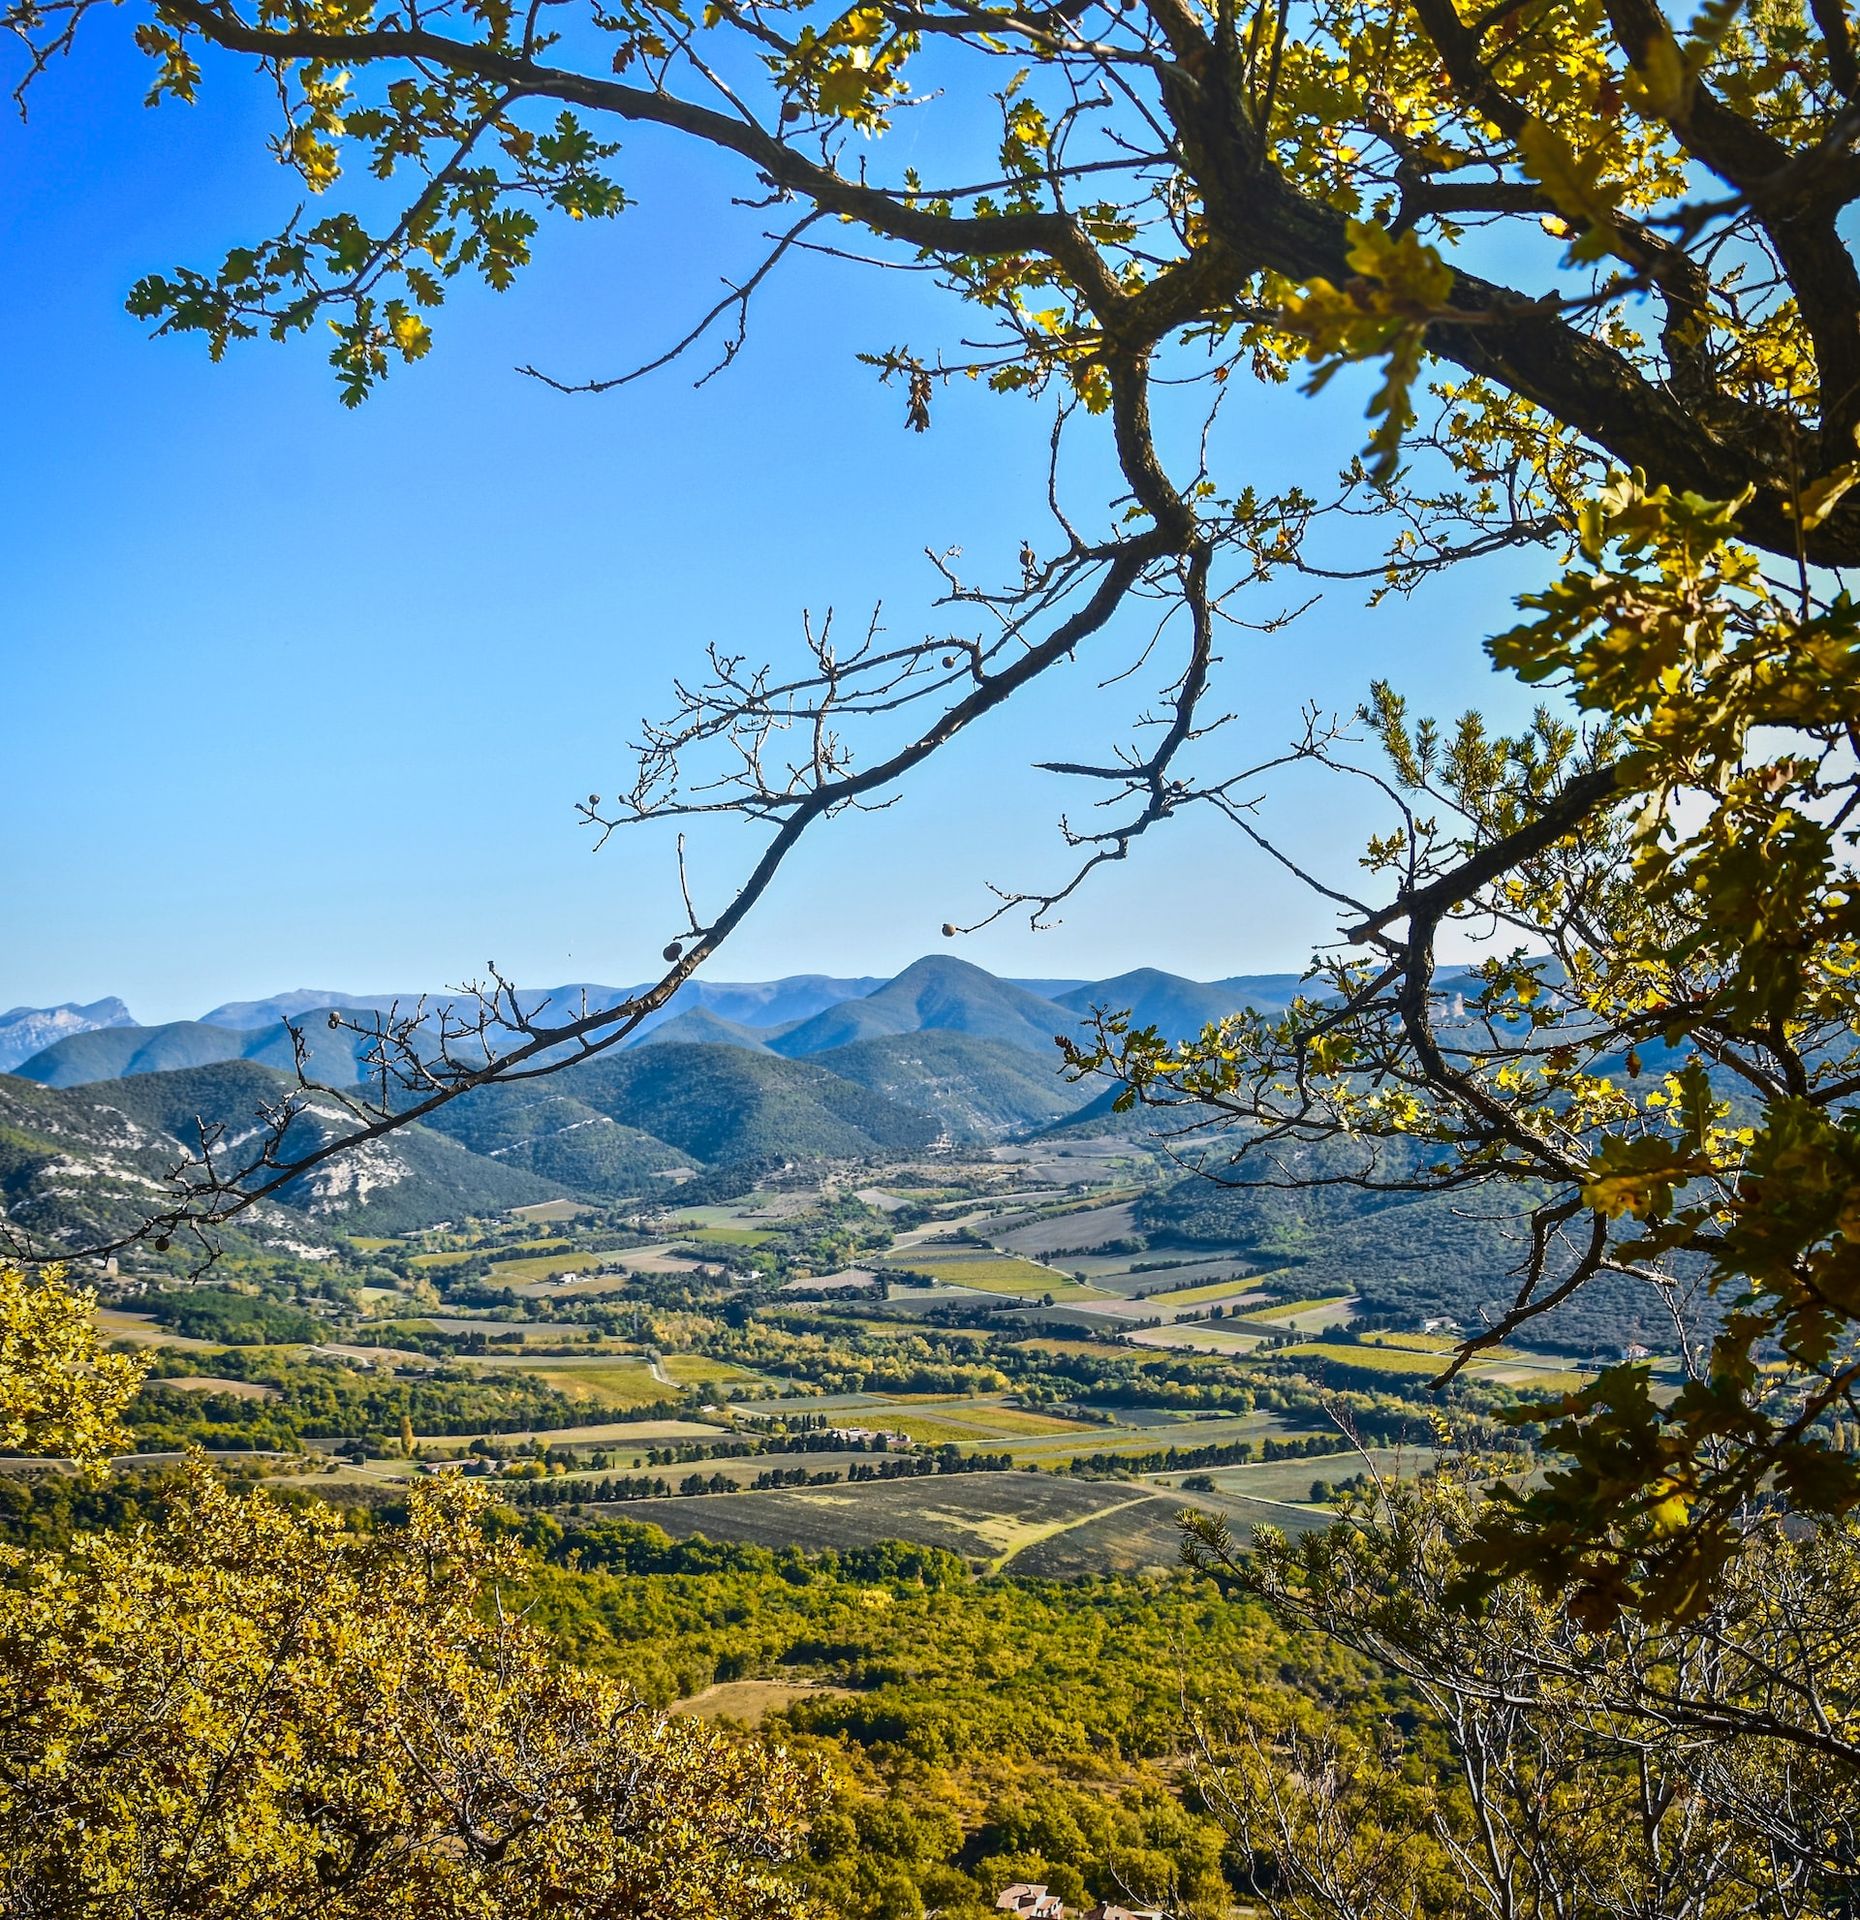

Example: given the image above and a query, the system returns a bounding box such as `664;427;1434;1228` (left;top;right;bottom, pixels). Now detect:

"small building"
1084;1905;1165;1920
1622;1341;1654;1362
997;1887;1065;1920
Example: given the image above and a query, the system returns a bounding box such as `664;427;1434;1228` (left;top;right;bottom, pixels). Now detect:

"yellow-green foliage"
0;1265;145;1464
0;1467;819;1916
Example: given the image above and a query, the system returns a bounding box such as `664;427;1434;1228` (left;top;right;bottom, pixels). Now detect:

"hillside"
412;1081;696;1194
506;1044;942;1163
814;1030;1093;1139
0;1061;564;1247
1137;1151;1697;1355
0;1071;243;1250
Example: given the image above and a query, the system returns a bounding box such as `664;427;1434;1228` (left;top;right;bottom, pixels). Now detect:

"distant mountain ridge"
0;998;137;1072
10;958;1298;1092
0;957;1290;1246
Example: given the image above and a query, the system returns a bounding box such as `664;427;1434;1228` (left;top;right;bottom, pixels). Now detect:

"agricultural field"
657;1353;764;1389
834;1393;1101;1448
1279;1337;1591;1391
991;1200;1141;1258
456;1355;670;1409
668;1679;855;1723
508;1199;596;1224
1127;1323;1266;1354
484;1249;608;1284
1146;1272;1279;1307
446;1417;726;1449
1248;1294;1357;1326
880;1247;1102;1299
94;1309;219;1351
1278;1340;1450;1376
141;1375;280;1401
669;1224;778;1249
598;1470;1170;1569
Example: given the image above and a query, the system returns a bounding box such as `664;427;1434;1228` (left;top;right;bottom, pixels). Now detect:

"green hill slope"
415;1083;695;1196
814;1030;1093;1139
562;1044;940;1161
0;1061;565;1247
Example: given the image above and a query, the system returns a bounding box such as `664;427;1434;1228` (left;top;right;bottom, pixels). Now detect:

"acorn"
327;1011;341;1028
663;941;684;962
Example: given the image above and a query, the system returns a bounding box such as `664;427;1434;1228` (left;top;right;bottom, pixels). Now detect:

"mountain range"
0;959;1302;1249
6;957;1302;1089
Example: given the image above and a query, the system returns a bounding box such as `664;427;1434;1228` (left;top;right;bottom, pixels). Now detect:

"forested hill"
0;1021;1115;1247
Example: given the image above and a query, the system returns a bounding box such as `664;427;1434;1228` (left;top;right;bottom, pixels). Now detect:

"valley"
0;960;1686;1917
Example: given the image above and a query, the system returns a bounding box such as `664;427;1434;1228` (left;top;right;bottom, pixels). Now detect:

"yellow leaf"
1788;463;1859;529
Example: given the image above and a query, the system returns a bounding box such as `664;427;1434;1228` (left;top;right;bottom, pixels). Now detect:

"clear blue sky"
1;24;1544;1023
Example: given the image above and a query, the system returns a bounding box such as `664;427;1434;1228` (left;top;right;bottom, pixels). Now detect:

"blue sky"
2;24;1546;1023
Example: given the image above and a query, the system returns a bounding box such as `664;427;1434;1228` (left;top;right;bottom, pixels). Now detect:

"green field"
1145;1275;1270;1307
853;1398;1100;1447
481;1357;670;1409
670;1225;779;1248
1157;1444;1441;1504
1279;1340;1445;1375
658;1353;762;1388
486;1250;607;1283
881;1249;1104;1299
